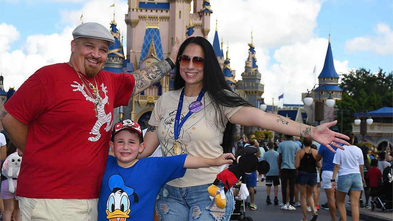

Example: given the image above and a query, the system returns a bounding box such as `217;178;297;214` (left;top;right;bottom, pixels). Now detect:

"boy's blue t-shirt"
98;155;187;221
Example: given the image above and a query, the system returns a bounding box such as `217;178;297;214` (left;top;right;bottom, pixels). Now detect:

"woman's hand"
313;120;350;153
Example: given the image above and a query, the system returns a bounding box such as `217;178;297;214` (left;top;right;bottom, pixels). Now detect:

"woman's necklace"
173;88;205;154
68;62;101;116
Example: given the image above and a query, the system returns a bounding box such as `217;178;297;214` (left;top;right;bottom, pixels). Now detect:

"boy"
367;159;382;203
97;119;235;221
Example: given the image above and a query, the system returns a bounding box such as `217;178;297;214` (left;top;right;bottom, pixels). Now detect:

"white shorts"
321;170;337;189
19;197;98;221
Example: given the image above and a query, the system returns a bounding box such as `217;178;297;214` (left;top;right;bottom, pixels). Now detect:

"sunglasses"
178;55;204;68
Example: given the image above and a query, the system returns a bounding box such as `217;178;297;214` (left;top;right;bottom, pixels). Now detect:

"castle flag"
278;94;284;100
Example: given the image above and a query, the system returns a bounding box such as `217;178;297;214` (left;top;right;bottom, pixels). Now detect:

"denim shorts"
156;183;234;221
297;171;317;186
337;173;363;193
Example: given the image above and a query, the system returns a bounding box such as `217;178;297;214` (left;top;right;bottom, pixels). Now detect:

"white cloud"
0;23;20;53
207;0;350;105
346;23;393;56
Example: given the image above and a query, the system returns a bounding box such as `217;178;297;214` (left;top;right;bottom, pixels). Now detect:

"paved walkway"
240;181;393;221
349;204;393;221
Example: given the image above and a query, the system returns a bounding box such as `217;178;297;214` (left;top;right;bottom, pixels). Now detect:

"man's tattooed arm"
132;60;173;96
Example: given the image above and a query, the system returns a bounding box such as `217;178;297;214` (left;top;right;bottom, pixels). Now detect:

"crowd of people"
235;130;392;221
0;21;390;221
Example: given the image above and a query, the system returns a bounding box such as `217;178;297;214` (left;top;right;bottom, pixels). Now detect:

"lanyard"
174;88;205;140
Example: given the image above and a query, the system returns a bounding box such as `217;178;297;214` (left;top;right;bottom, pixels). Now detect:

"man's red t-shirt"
5;63;135;199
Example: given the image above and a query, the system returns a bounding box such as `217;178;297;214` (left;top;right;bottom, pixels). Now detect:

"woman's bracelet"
331;179;336;182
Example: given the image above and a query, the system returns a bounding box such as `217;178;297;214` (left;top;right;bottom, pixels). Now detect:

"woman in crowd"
142;36;349;221
332;131;364;221
295;137;321;221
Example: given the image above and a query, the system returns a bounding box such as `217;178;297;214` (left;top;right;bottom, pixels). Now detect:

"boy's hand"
214;153;235;166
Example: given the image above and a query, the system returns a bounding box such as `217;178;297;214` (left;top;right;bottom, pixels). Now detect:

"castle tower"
235;33;264;109
303;36;342;125
223;46;236;91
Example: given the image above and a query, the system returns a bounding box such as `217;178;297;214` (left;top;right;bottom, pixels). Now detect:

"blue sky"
1;0;392;105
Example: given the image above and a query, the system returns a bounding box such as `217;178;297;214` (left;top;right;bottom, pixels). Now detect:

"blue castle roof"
318;41;339;78
105;21;125;73
212;30;223;57
140;28;164;63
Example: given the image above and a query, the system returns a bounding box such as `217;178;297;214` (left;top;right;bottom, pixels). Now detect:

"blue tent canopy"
354;107;393;118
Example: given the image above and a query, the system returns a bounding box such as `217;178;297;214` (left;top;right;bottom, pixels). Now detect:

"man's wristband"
331;179;336;182
165;57;176;69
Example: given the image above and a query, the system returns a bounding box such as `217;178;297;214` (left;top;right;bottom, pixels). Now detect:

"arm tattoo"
132;60;172;95
0;109;8;120
276;116;289;125
147;125;156;132
302;126;312;137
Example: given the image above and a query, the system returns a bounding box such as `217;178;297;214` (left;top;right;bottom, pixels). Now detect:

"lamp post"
303;85;335;125
354;114;373;142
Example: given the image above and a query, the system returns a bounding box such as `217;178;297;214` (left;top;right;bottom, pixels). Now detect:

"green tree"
336;68;393;132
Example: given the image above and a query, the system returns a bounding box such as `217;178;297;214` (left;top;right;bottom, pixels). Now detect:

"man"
1;22;178;220
278;134;299;211
262;141;280;205
315;127;339;221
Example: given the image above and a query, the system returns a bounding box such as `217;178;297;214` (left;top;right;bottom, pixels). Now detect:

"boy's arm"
138;125;160;158
184;153;235;169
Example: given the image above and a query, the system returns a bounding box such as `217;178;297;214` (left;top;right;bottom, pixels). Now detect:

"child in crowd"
367;159;383;204
97;119;235;221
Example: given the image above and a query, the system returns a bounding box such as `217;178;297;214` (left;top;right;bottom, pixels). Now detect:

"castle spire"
212;20;223;57
318;36;339;79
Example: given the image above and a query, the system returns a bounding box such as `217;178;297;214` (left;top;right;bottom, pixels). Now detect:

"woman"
332;131;364;221
295;137;321;221
142;36;349;221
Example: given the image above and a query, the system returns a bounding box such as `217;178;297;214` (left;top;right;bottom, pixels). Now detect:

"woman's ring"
330;141;334;145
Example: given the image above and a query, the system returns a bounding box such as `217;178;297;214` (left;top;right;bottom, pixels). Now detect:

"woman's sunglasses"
178;55;204;68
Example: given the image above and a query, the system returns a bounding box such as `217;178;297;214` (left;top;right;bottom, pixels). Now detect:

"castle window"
179;11;181;19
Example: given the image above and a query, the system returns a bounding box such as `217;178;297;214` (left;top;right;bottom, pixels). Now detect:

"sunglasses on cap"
178;55;204;68
113;119;142;135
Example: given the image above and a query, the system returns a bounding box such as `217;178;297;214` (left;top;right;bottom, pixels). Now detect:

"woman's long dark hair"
174;37;251;153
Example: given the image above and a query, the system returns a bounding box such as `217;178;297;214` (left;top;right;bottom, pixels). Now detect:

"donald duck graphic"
106;175;139;221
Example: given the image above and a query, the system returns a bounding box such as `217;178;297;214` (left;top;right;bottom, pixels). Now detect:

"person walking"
295;137;321;221
316;140;339;221
332;131;364;221
279;135;300;211
0;22;179;220
262;141;280;205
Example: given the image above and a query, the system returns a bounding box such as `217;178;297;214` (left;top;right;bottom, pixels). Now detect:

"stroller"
230;160;270;221
371;166;393;212
230;183;253;221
